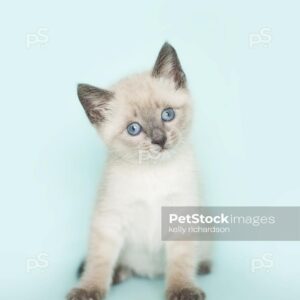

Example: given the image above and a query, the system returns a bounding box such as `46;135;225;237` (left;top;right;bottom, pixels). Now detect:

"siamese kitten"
67;43;211;300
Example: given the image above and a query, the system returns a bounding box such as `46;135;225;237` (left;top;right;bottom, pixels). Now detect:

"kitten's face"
78;43;192;163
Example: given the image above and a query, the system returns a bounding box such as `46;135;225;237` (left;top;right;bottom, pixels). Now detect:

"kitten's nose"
151;128;167;148
151;136;167;148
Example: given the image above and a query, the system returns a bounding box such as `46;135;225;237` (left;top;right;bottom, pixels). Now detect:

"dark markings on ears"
77;83;114;124
152;42;186;89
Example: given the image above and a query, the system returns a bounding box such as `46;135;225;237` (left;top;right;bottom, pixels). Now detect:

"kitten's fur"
67;43;211;300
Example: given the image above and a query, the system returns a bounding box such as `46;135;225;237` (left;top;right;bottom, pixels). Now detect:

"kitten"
67;43;211;300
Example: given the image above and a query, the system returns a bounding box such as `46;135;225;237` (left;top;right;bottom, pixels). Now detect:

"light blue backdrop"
0;1;299;299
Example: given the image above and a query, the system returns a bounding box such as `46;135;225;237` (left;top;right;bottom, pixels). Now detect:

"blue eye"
161;108;175;122
127;122;142;136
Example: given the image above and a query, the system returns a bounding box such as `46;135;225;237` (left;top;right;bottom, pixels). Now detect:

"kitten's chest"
126;170;174;202
105;162;185;239
108;161;188;204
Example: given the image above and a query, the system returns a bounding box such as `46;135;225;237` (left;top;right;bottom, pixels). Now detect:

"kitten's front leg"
67;218;123;300
166;241;205;300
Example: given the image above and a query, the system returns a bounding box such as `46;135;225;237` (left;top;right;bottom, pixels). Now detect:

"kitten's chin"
110;142;184;165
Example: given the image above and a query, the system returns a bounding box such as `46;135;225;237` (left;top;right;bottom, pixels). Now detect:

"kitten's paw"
112;265;132;285
66;288;105;300
167;287;206;300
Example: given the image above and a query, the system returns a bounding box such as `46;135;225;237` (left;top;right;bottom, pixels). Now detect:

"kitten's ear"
152;42;186;89
77;84;114;124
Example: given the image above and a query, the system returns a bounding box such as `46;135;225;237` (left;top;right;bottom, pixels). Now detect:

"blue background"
0;1;299;299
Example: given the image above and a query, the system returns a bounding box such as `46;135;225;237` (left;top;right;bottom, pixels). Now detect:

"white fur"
94;144;200;277
70;44;211;300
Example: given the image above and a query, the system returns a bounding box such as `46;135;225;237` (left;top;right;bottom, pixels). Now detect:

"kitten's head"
78;43;192;163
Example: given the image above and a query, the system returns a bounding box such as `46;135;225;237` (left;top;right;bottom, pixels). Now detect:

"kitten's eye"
127;122;142;136
161;108;175;122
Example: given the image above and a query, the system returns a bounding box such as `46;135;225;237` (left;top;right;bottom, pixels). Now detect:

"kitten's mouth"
160;145;169;152
157;145;173;154
156;144;169;152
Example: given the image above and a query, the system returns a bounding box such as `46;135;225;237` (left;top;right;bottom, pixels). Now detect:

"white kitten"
67;43;211;300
